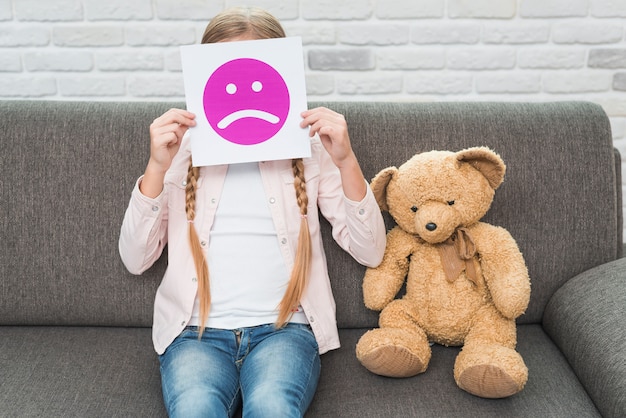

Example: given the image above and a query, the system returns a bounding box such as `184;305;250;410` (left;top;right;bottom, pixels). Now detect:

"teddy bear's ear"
370;167;398;211
456;147;506;189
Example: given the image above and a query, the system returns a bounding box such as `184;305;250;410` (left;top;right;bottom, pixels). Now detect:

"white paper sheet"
180;37;311;166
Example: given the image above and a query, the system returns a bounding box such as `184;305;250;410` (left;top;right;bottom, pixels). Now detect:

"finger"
153;129;180;147
170;109;196;127
154;109;196;129
162;132;181;147
309;118;346;139
301;106;337;118
151;122;180;139
300;107;329;128
302;107;344;121
318;125;338;138
152;123;186;147
301;112;345;134
305;120;327;137
164;108;196;120
168;125;191;145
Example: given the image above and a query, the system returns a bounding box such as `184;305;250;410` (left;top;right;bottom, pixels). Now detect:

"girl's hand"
148;108;196;174
300;107;367;201
140;109;195;198
300;107;355;170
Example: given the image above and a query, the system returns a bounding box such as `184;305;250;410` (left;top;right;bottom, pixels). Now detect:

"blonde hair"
186;8;311;336
201;7;286;43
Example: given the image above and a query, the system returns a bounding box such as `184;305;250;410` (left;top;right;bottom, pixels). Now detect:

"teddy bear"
356;147;531;399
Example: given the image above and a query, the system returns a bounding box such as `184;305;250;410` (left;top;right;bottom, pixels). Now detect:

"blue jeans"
159;323;321;418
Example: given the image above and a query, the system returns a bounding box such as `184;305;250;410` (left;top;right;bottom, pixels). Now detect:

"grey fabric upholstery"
312;327;601;417
312;101;621;328
0;327;166;417
544;258;626;418
1;100;624;417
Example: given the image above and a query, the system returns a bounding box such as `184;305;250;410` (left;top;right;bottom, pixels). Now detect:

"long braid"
276;158;312;327
185;159;210;337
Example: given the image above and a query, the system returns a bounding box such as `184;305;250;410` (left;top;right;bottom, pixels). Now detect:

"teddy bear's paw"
356;329;430;378
456;364;524;398
359;344;426;378
454;346;528;398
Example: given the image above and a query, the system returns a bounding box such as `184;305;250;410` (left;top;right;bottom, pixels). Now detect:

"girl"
119;7;386;418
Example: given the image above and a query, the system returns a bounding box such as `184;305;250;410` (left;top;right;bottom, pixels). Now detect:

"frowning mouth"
217;109;280;130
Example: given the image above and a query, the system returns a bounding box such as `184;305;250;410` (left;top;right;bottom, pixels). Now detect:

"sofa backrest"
317;101;621;328
0;101;620;329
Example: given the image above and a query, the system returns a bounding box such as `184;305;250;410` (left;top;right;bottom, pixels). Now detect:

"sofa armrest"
543;257;626;418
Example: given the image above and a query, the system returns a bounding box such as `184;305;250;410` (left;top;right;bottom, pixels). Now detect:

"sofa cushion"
0;326;166;417
0;101;171;328
544;257;626;418
0;325;601;417
0;101;620;329
312;101;620;327
310;325;601;417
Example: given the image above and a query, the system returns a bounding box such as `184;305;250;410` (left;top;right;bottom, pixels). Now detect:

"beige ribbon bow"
436;227;480;286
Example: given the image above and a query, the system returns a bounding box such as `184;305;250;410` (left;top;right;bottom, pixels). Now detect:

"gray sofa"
1;100;625;417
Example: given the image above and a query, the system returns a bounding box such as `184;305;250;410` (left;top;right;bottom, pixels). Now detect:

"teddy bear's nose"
426;222;437;231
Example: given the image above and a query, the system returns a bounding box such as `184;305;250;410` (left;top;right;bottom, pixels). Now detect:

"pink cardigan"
119;135;386;355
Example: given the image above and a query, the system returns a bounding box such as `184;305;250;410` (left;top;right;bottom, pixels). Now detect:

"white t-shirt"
189;162;307;329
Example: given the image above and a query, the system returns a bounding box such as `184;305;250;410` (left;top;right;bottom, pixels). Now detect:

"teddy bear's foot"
454;346;528;398
457;364;523;398
356;328;430;378
359;344;425;378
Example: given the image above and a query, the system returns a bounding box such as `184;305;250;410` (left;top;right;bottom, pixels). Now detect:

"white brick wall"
1;0;625;238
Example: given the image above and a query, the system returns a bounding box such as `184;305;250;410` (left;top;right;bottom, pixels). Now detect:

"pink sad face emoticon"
203;58;290;146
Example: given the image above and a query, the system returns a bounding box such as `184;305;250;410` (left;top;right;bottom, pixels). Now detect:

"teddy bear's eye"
410;206;418;212
447;201;455;206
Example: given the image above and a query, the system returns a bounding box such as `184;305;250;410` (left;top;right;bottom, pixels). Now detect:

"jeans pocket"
287;323;319;352
160;327;197;360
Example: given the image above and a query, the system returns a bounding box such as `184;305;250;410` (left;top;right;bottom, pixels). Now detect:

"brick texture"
0;0;625;238
520;0;588;18
83;0;153;21
0;0;12;20
589;49;626;69
615;72;626;91
14;0;83;21
449;0;516;18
